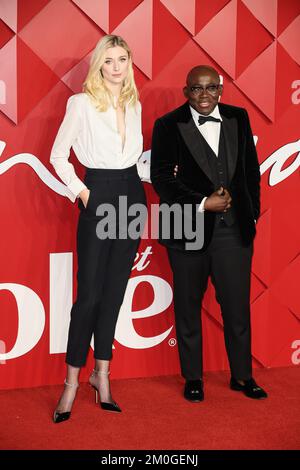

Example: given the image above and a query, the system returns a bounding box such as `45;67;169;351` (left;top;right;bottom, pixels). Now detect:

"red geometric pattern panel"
0;19;14;48
0;0;299;389
0;0;18;32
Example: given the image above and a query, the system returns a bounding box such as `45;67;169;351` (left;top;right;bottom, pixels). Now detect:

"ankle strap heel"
53;380;79;423
89;369;121;413
64;379;79;388
91;368;110;377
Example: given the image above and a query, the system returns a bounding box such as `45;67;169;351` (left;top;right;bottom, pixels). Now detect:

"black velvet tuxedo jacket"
150;102;261;252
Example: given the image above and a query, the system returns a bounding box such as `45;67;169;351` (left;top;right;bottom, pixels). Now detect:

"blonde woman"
50;35;147;423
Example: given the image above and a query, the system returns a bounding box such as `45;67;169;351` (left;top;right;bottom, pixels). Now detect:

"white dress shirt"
189;105;223;212
50;93;147;202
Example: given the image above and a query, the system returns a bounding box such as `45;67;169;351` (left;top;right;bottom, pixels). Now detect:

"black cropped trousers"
66;165;146;367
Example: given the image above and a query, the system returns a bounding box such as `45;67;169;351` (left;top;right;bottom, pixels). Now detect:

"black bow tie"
198;115;221;126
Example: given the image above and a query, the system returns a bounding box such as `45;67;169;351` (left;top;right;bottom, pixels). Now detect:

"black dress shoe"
230;377;268;399
184;379;204;402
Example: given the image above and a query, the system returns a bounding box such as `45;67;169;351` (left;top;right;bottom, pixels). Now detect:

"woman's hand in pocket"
79;188;90;208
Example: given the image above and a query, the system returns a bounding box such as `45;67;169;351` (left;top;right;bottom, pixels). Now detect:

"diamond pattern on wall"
269;341;300;368
139;38;219;148
269;191;300;283
61;51;94;94
195;0;231;35
234;42;276;120
152;0;191;78
109;0;143;32
0;19;14;49
0;36;17;123
17;0;51;31
250;274;267;303
72;0;109;33
113;0;153;78
19;0;101;78
242;0;278;36
236;0;274;76
0;0;17;33
161;0;196;35
194;0;237;79
251;291;300;367
17;37;60;122
0;35;60;124
61;49;150;96
277;0;300;35
278;15;300;66
113;0;190;80
72;0;143;34
270;255;300;321
194;0;273;80
275;42;300;119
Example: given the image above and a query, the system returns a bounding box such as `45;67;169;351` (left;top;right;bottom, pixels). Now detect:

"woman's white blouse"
50;93;146;202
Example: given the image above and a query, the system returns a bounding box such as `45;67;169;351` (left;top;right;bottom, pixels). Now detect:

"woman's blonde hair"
83;35;139;112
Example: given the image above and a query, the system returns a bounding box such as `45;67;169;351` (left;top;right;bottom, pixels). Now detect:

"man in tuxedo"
151;65;267;402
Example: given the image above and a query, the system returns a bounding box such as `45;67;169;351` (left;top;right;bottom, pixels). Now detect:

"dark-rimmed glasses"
189;84;221;95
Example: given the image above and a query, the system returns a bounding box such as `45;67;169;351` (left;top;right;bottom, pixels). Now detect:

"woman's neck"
104;81;122;99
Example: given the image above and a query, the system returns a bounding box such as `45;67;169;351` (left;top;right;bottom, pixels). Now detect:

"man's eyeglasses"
189;85;221;95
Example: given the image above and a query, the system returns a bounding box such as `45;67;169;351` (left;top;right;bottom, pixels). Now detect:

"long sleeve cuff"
198;197;207;212
137;159;151;183
67;178;87;202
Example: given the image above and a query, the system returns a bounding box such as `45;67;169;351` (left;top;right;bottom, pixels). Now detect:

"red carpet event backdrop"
0;0;299;389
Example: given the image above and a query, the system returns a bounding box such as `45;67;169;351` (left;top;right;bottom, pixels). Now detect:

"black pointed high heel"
90;369;121;413
53;379;79;423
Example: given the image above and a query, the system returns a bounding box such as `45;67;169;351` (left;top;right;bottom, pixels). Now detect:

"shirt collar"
189;104;222;122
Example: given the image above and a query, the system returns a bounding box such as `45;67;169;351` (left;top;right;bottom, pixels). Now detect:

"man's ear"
183;86;188;98
218;84;223;102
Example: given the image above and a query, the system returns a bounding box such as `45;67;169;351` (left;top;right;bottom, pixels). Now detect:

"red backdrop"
0;0;300;390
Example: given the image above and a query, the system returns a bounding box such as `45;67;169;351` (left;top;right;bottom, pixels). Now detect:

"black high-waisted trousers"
66;165;146;367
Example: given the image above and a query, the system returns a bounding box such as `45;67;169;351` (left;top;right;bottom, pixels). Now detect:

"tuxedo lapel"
176;103;239;184
221;114;238;183
177;119;213;182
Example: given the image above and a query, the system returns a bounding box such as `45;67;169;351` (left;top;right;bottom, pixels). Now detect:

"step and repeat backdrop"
0;0;299;389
